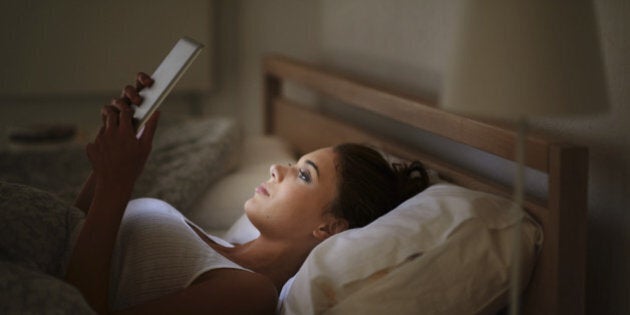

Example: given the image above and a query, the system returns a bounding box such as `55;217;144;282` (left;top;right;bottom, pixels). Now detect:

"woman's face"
244;147;344;241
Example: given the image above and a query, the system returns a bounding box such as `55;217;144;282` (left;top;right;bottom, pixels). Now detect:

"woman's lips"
255;183;270;197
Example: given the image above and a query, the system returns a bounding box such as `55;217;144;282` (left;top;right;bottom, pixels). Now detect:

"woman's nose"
269;164;284;182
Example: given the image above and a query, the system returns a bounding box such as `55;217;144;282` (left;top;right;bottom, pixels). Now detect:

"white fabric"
280;183;543;315
223;212;261;244
188;135;296;235
109;198;249;310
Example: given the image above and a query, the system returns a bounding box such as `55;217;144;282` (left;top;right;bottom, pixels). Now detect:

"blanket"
0;116;241;313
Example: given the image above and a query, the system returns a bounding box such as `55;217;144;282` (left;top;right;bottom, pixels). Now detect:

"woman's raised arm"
65;74;159;314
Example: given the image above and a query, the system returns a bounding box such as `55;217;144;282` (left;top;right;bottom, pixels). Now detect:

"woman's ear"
313;217;349;240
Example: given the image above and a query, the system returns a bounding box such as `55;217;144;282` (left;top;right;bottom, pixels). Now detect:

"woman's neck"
221;236;316;291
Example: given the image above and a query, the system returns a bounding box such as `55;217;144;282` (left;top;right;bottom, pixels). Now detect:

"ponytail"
392;160;430;205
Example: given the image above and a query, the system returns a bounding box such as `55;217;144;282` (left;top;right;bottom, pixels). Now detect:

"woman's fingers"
110;97;135;114
102;105;118;130
118;106;134;135
110;97;126;110
121;85;143;105
139;111;160;148
101;104;138;134
110;72;153;113
97;72;154;137
136;72;154;91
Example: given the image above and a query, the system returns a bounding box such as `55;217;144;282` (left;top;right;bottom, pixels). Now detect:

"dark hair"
330;143;430;228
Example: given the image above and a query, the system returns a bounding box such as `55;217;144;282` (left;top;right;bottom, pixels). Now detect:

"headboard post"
547;145;588;315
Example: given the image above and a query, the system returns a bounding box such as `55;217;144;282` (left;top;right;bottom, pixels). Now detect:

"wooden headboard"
262;55;587;315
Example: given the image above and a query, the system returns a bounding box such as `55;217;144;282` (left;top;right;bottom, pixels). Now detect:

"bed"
0;54;587;314
256;55;587;314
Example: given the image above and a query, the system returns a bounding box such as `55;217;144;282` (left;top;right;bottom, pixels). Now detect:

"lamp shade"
441;0;609;119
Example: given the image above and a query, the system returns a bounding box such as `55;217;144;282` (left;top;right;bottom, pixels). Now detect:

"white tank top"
108;198;249;310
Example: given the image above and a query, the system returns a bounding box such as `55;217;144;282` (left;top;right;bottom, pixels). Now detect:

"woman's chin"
243;199;258;218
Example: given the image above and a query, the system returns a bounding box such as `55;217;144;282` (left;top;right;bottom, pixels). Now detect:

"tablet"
133;37;204;133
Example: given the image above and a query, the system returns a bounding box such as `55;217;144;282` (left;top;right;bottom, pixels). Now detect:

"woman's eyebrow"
305;160;320;177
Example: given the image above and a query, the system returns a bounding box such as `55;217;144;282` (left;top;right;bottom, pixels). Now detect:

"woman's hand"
86;72;159;188
75;73;156;212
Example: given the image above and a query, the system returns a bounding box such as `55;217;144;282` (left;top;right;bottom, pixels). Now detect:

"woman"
61;73;430;314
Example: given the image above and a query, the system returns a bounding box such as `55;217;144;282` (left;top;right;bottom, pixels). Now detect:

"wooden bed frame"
262;55;587;314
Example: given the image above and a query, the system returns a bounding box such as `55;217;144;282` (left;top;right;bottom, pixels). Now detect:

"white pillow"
223;212;260;244
280;183;543;315
187;135;296;234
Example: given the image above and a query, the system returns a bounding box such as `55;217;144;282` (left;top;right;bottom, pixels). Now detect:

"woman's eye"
298;168;312;183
